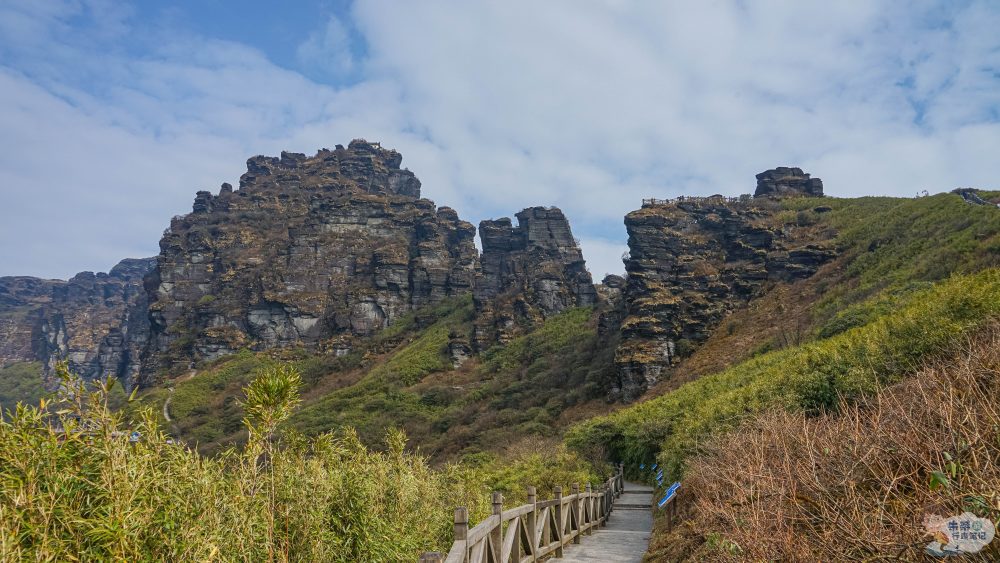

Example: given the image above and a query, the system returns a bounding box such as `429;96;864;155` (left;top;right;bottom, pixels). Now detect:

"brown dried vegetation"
653;324;1000;562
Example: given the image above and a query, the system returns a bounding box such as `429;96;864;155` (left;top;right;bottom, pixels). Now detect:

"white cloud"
296;14;357;79
1;1;999;279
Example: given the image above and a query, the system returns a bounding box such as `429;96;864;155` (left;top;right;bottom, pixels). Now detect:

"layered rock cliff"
472;207;597;349
0;258;155;388
612;171;835;401
142;140;478;381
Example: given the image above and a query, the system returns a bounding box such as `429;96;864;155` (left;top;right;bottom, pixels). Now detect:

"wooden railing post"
584;483;593;535
491;492;503;561
455;507;469;563
526;485;538;562
419;553;443;563
601;485;608;524
607;485;613;518
670;491;681;527
554;485;564;557
571;483;581;544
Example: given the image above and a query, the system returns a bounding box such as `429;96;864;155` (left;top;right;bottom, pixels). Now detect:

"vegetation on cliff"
0;362;45;412
134;293;615;459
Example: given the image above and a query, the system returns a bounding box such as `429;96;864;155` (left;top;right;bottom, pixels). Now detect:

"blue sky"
1;0;999;279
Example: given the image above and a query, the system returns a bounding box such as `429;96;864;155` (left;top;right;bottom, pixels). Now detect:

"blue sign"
652;464;658;470
639;464;645;469
656;470;663;479
658;482;681;509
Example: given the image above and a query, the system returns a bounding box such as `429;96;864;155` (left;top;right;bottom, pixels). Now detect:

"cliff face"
472;207;597;349
142;141;478;381
613;171;834;401
0;258;155;389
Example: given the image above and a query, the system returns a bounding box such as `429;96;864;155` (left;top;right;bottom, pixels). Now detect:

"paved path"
559;482;653;562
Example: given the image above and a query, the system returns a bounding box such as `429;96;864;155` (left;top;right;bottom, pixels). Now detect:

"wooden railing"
419;465;625;563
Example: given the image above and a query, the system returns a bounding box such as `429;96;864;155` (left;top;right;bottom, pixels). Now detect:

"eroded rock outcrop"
0;258;155;389
613;172;835;402
952;188;990;206
472;207;596;349
142;140;478;381
754;167;824;198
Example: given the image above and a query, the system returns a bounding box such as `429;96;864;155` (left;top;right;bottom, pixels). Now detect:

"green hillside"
567;269;1000;476
137;293;616;458
563;192;1000;559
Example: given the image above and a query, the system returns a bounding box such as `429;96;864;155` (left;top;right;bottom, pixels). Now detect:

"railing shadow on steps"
419;464;625;563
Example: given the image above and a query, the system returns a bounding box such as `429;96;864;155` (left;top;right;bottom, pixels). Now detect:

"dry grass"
653;323;1000;562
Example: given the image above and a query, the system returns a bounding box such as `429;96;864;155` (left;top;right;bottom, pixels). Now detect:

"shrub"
0;364;600;561
660;324;1000;561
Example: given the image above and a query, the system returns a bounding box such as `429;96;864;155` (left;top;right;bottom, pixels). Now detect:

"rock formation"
0;258;155;389
5;142;841;404
472;207;597;349
952;188;990;206
142;140;478;381
754;167;824;198
596;274;627;345
613;172;835;402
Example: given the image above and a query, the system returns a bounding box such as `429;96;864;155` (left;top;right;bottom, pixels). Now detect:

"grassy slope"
648;322;1000;561
566;192;1000;478
140;294;616;458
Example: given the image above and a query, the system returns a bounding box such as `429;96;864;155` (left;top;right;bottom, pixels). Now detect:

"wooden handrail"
421;464;625;562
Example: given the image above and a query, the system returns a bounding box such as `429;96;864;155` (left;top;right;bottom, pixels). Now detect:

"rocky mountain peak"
143;143;475;382
237;139;420;198
754;167;824;198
